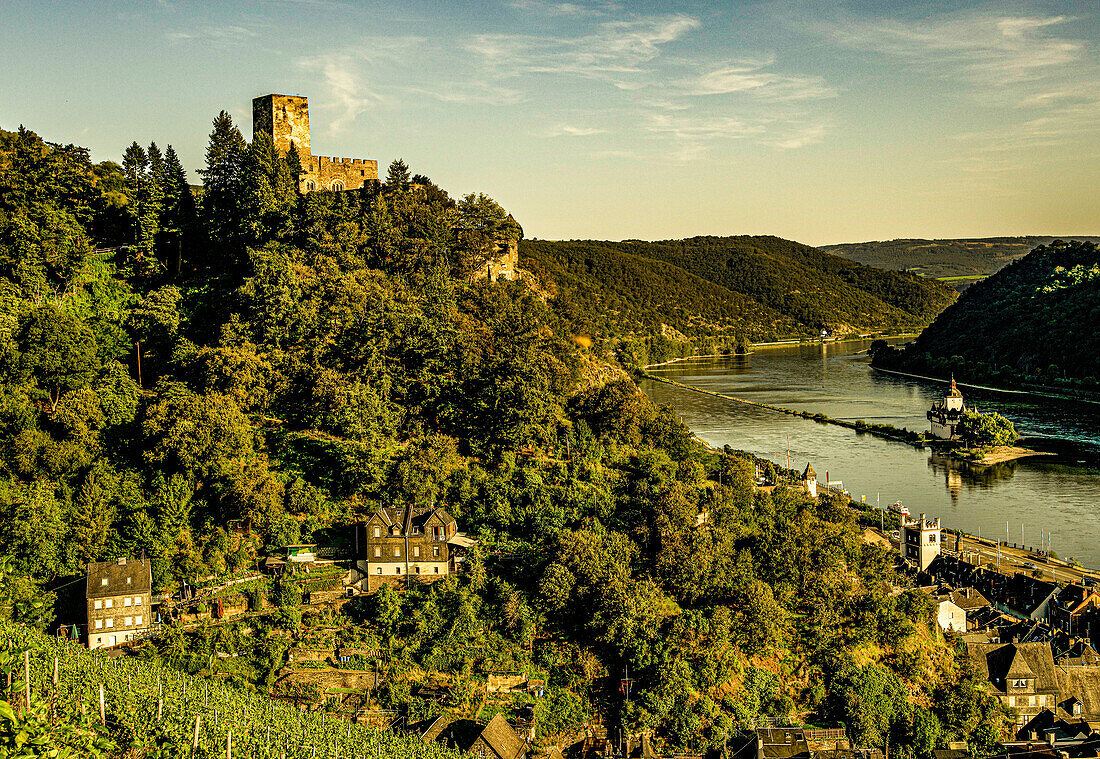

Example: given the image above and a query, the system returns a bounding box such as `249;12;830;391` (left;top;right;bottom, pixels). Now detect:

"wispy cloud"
765;123;827;150
507;0;620;16
826;11;1086;89
167;25;258;42
687;58;836;101
297;37;426;131
467;14;699;86
538;124;609;137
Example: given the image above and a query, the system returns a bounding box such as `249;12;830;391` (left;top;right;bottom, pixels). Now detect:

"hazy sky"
1;0;1097;245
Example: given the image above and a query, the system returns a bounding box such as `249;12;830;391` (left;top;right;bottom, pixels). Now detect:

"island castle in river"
927;376;974;439
252;94;379;193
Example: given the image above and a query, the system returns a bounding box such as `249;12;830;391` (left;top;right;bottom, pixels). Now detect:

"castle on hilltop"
252;94;378;193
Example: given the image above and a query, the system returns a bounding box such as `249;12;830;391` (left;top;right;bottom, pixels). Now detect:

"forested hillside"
522;236;954;362
823;236;1100;280
0;121;1005;755
872;240;1100;391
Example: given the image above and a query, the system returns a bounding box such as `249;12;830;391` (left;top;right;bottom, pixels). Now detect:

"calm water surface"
640;338;1100;566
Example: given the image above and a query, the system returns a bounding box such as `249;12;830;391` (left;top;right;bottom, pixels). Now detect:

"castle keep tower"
252;93;378;193
253;94;312;163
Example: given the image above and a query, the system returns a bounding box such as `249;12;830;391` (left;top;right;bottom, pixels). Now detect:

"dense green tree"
15;307;99;411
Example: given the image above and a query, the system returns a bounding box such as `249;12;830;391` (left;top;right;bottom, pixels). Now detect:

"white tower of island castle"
901;512;941;571
927;375;973;440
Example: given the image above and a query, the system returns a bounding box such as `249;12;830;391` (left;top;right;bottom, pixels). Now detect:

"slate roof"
947;587;993;611
803;463;817;480
367;506;456;534
969;642;1059;694
476;713;526;759
1056;665;1100;718
86;558;151;599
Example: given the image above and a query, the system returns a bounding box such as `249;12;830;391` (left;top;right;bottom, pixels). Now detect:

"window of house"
306;180;316;191
108;636;116;646
105;619;114;628
395;567;401;575
393;547;401;558
125;617;132;627
415;566;421;574
100;578;108;586
105;599;113;609
414;547;420;558
433;546;440;558
373;526;380;538
434;567;439;574
374;547;381;558
929;534;936;543
95;620;103;630
124;597;132;607
126;577;132;584
135;616;142;626
1029;695;1035;706
94;600;102;610
135;597;142;606
331;180;345;191
376;567;382;575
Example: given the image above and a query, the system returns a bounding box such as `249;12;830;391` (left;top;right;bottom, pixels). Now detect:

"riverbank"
644;334;921;370
640;368;928;448
872;366;1100;407
643;366;1058;468
972;445;1055;466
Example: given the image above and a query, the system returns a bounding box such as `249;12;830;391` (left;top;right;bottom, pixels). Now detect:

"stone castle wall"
253;93;378;192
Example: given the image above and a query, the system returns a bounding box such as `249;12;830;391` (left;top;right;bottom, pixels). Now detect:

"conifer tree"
163;145;197;275
385;158;411;194
198;110;247;266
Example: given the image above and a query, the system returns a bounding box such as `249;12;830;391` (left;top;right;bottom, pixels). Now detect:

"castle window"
361;170;365;176
373;526;380;538
373;547;381;558
331;180;345;191
306;180;316;191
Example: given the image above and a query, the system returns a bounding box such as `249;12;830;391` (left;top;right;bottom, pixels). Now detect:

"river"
639;338;1100;567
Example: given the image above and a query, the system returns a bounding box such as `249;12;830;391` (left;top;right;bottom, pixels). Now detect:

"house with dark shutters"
354;505;475;592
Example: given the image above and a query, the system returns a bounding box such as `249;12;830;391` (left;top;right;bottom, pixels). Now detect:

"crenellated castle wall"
253;93;378;192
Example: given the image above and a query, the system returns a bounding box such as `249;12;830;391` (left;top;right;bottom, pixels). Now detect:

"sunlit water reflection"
639;339;1100;566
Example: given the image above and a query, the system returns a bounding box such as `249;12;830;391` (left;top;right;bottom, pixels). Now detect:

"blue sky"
1;0;1097;244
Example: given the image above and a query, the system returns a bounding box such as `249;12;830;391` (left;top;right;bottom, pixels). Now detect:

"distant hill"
872;240;1100;390
521;236;955;356
822;236;1100;281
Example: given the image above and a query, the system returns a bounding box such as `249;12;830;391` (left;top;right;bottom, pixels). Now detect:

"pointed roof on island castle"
947;374;963;398
802;463;817;480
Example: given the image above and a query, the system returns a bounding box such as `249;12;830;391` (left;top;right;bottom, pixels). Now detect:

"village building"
933;593;968;633
85;557;152;649
968;642;1061;733
802;463;818;499
354;505;475;592
927;376;973;440
901;513;942;572
1051;584;1100;637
